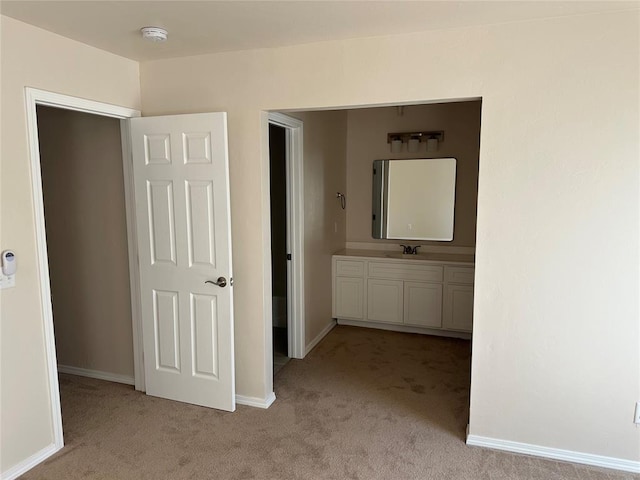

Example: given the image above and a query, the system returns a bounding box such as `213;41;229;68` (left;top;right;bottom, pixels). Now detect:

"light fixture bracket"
387;131;444;144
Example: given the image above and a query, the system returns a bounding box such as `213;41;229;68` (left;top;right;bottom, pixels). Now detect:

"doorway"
24;88;141;451
28;90;239;459
269;123;290;374
266;113;306;374
264;100;480;429
37;106;135;386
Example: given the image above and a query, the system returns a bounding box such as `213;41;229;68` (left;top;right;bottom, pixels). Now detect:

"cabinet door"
404;282;442;328
335;277;364;319
443;284;474;331
367;279;403;324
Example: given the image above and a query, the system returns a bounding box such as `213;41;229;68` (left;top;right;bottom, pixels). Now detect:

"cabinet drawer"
445;266;474;284
369;262;443;282
336;259;365;277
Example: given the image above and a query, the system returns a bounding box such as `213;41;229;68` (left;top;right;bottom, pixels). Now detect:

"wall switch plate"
634;402;640;424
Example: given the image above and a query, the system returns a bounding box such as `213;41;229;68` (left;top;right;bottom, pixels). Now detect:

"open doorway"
25;89;141;450
29;90;240;463
37;106;136;386
269;123;289;374
266;113;306;381
35;105;138;449
265;100;480;431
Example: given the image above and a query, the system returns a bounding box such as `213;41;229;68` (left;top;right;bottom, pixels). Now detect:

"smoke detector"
140;27;168;42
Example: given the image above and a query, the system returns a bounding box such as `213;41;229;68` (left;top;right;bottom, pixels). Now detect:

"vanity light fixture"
426;135;440;152
141;26;168;42
407;136;420;153
387;131;444;153
390;135;403;153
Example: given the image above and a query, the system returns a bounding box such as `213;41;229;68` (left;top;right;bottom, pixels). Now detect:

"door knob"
205;277;227;288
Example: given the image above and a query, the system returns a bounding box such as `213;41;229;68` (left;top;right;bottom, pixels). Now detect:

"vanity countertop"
333;249;475;265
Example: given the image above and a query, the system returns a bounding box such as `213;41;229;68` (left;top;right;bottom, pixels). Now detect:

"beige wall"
38;107;134;378
346;102;481;247
2;8;639;475
0;16;140;474
140;10;639;462
289;110;347;347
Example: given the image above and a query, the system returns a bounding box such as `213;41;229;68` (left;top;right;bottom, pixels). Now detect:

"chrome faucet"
400;245;420;255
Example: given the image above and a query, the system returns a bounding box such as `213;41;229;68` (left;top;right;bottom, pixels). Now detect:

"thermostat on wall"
1;250;16;289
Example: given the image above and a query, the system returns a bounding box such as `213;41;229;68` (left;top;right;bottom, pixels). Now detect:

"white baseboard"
466;434;640;474
236;391;276;409
337;318;471;340
305;320;337;355
57;365;135;386
60;364;278;410
2;443;61;480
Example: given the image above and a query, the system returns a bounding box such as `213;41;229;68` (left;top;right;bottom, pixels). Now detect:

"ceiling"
1;1;637;61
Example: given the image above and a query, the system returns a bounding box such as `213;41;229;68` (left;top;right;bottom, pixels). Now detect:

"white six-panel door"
130;113;235;411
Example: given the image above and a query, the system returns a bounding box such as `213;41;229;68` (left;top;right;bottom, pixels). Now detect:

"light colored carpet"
21;326;638;479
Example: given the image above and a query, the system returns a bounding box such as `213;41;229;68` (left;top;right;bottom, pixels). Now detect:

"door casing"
266;112;305;363
24;88;141;453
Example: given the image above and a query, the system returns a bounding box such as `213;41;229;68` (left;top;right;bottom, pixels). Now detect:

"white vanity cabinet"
332;251;474;338
333;259;365;319
367;279;403;323
443;266;475;331
335;276;364;319
404;281;443;328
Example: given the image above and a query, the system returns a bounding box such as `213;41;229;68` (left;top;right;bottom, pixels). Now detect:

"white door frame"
24;88;142;453
266;112;305;360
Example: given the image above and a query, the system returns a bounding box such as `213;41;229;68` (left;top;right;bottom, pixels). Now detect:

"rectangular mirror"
372;158;457;241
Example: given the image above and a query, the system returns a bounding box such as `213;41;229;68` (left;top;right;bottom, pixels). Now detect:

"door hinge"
286;254;292;261
372;214;376;220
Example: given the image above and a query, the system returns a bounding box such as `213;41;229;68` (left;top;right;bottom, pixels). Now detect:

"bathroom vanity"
332;250;474;339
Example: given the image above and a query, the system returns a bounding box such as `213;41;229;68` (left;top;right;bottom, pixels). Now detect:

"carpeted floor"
21;326;638;479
